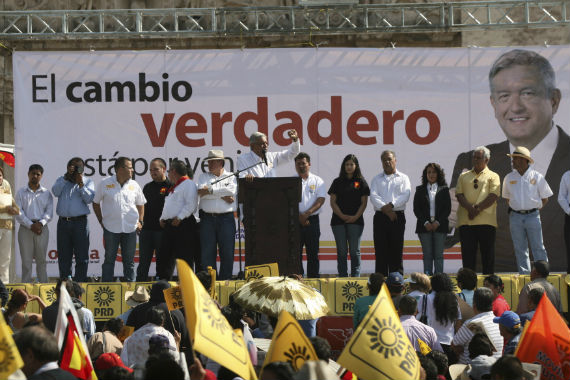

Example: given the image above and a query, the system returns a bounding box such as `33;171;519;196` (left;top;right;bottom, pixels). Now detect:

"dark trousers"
57;217;89;282
157;215;199;280
373;211;405;276
136;229;163;282
459;225;496;274
299;215;321;278
564;214;570;273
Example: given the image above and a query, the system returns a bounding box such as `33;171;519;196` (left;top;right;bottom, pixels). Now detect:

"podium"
238;177;302;275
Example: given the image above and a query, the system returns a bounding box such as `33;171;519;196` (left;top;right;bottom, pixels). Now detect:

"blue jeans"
332;224;364;277
136;229;163;281
57;217;90;282
300;215;321;278
199;212;236;281
102;229;136;282
418;231;445;275
509;210;548;274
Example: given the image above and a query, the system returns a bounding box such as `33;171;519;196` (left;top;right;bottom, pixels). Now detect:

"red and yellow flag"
516;293;570;380
59;313;97;380
0;310;23;378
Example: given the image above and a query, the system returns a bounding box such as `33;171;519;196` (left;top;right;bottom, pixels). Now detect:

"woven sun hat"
507;146;534;164
124;285;150;308
205;150;225;161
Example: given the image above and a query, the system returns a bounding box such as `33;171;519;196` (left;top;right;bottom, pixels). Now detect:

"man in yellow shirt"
456;146;501;274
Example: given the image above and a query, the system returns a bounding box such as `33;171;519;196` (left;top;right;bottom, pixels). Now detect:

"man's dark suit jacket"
413;185;452;234
449;126;570;272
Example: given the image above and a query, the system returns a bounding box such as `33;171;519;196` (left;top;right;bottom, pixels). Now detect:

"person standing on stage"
0;166;20;283
502;146;552;274
93;157;146;282
237;129;300;179
52;157;95;282
295;152;326;278
158;160;198;280
137;158;171;281
370;151;411;275
197;150;237;281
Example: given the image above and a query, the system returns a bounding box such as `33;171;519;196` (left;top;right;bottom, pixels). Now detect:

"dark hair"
28;164;44;174
468;332;493;359
99;367;134;380
418;355;438;380
104;318;124;336
196;271;212;292
151;157;167;168
169;159;189;177
490;355;525;380
456;267;478;290
421;163;447;187
528;287;545;307
473;287;494;312
533;260;549;277
295;152;311;163
145;354;184;380
309;336;331;363
261;362;295;380
0;279;8;308
217;365;240;380
14;325;59;362
398;295;418;316
113;157;131;171
368;273;385;296
430;273;459;325
484;274;504;294
147;307;166;326
55;278;76;298
67;157;85;167
6;289;28;312
489;49;556;96
426;350;448;376
72;281;85;298
339;154;364;180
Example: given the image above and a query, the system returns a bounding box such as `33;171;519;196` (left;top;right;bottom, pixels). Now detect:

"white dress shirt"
93;176;146;234
237;139;300;178
15;185;53;228
428;183;438;218
558;171;570;215
197;169;237;213
299;172;326;215
502;168;553;211
370;171;411;211
160;179;198;220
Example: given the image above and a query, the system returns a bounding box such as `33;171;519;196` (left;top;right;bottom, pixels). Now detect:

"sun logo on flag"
45;287;57;303
94;286;115;307
284;342;311;371
367;316;407;359
200;293;228;334
0;337;16;373
342;281;363;302
246;270;263;282
173;288;182;301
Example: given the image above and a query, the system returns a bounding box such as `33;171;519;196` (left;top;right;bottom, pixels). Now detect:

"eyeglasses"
473;179;478;189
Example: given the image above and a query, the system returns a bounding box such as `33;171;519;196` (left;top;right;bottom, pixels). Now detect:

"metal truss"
0;1;568;39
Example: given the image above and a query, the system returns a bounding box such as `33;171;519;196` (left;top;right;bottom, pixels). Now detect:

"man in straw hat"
197;149;237;280
502;146;552;274
118;285;150;322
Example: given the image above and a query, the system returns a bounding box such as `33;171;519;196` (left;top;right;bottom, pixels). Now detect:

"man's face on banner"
490;65;560;147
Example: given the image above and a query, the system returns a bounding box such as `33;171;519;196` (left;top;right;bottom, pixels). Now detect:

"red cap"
94;353;133;373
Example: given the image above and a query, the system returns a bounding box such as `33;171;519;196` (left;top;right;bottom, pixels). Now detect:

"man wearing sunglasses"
455;146;500;274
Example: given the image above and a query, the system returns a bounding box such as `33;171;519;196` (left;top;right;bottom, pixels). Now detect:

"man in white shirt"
370;150;411;275
197;150;237;280
558;170;570;273
237;129;300;179
158;159;198;280
502;146;553;274
451;287;503;364
15;164;53;283
295;152;326;278
93;157;146;282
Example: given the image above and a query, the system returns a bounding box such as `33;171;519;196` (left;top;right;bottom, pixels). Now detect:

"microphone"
262;149;268;166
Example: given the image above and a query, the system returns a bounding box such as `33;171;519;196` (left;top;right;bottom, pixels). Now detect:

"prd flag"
245;263;279;282
337;284;420;380
59;313;97;380
516;293;570;380
263;310;318;372
176;259;257;380
0;310;23;379
417;338;432;356
163;286;184;311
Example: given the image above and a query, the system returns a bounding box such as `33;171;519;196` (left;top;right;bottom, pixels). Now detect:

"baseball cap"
386;272;404;287
149;334;177;351
493;310;521;329
94;353;133;373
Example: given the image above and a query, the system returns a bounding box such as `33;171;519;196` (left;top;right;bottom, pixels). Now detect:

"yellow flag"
245;263;279;282
176;259;256;380
337;284;420;380
0;311;23;378
207;266;216;299
417;338;432;356
263;310;318;372
163;286;184;311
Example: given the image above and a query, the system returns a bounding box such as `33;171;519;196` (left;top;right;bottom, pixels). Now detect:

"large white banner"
12;47;570;278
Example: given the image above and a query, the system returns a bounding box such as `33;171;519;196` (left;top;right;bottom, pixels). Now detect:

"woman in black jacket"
413;163;451;275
